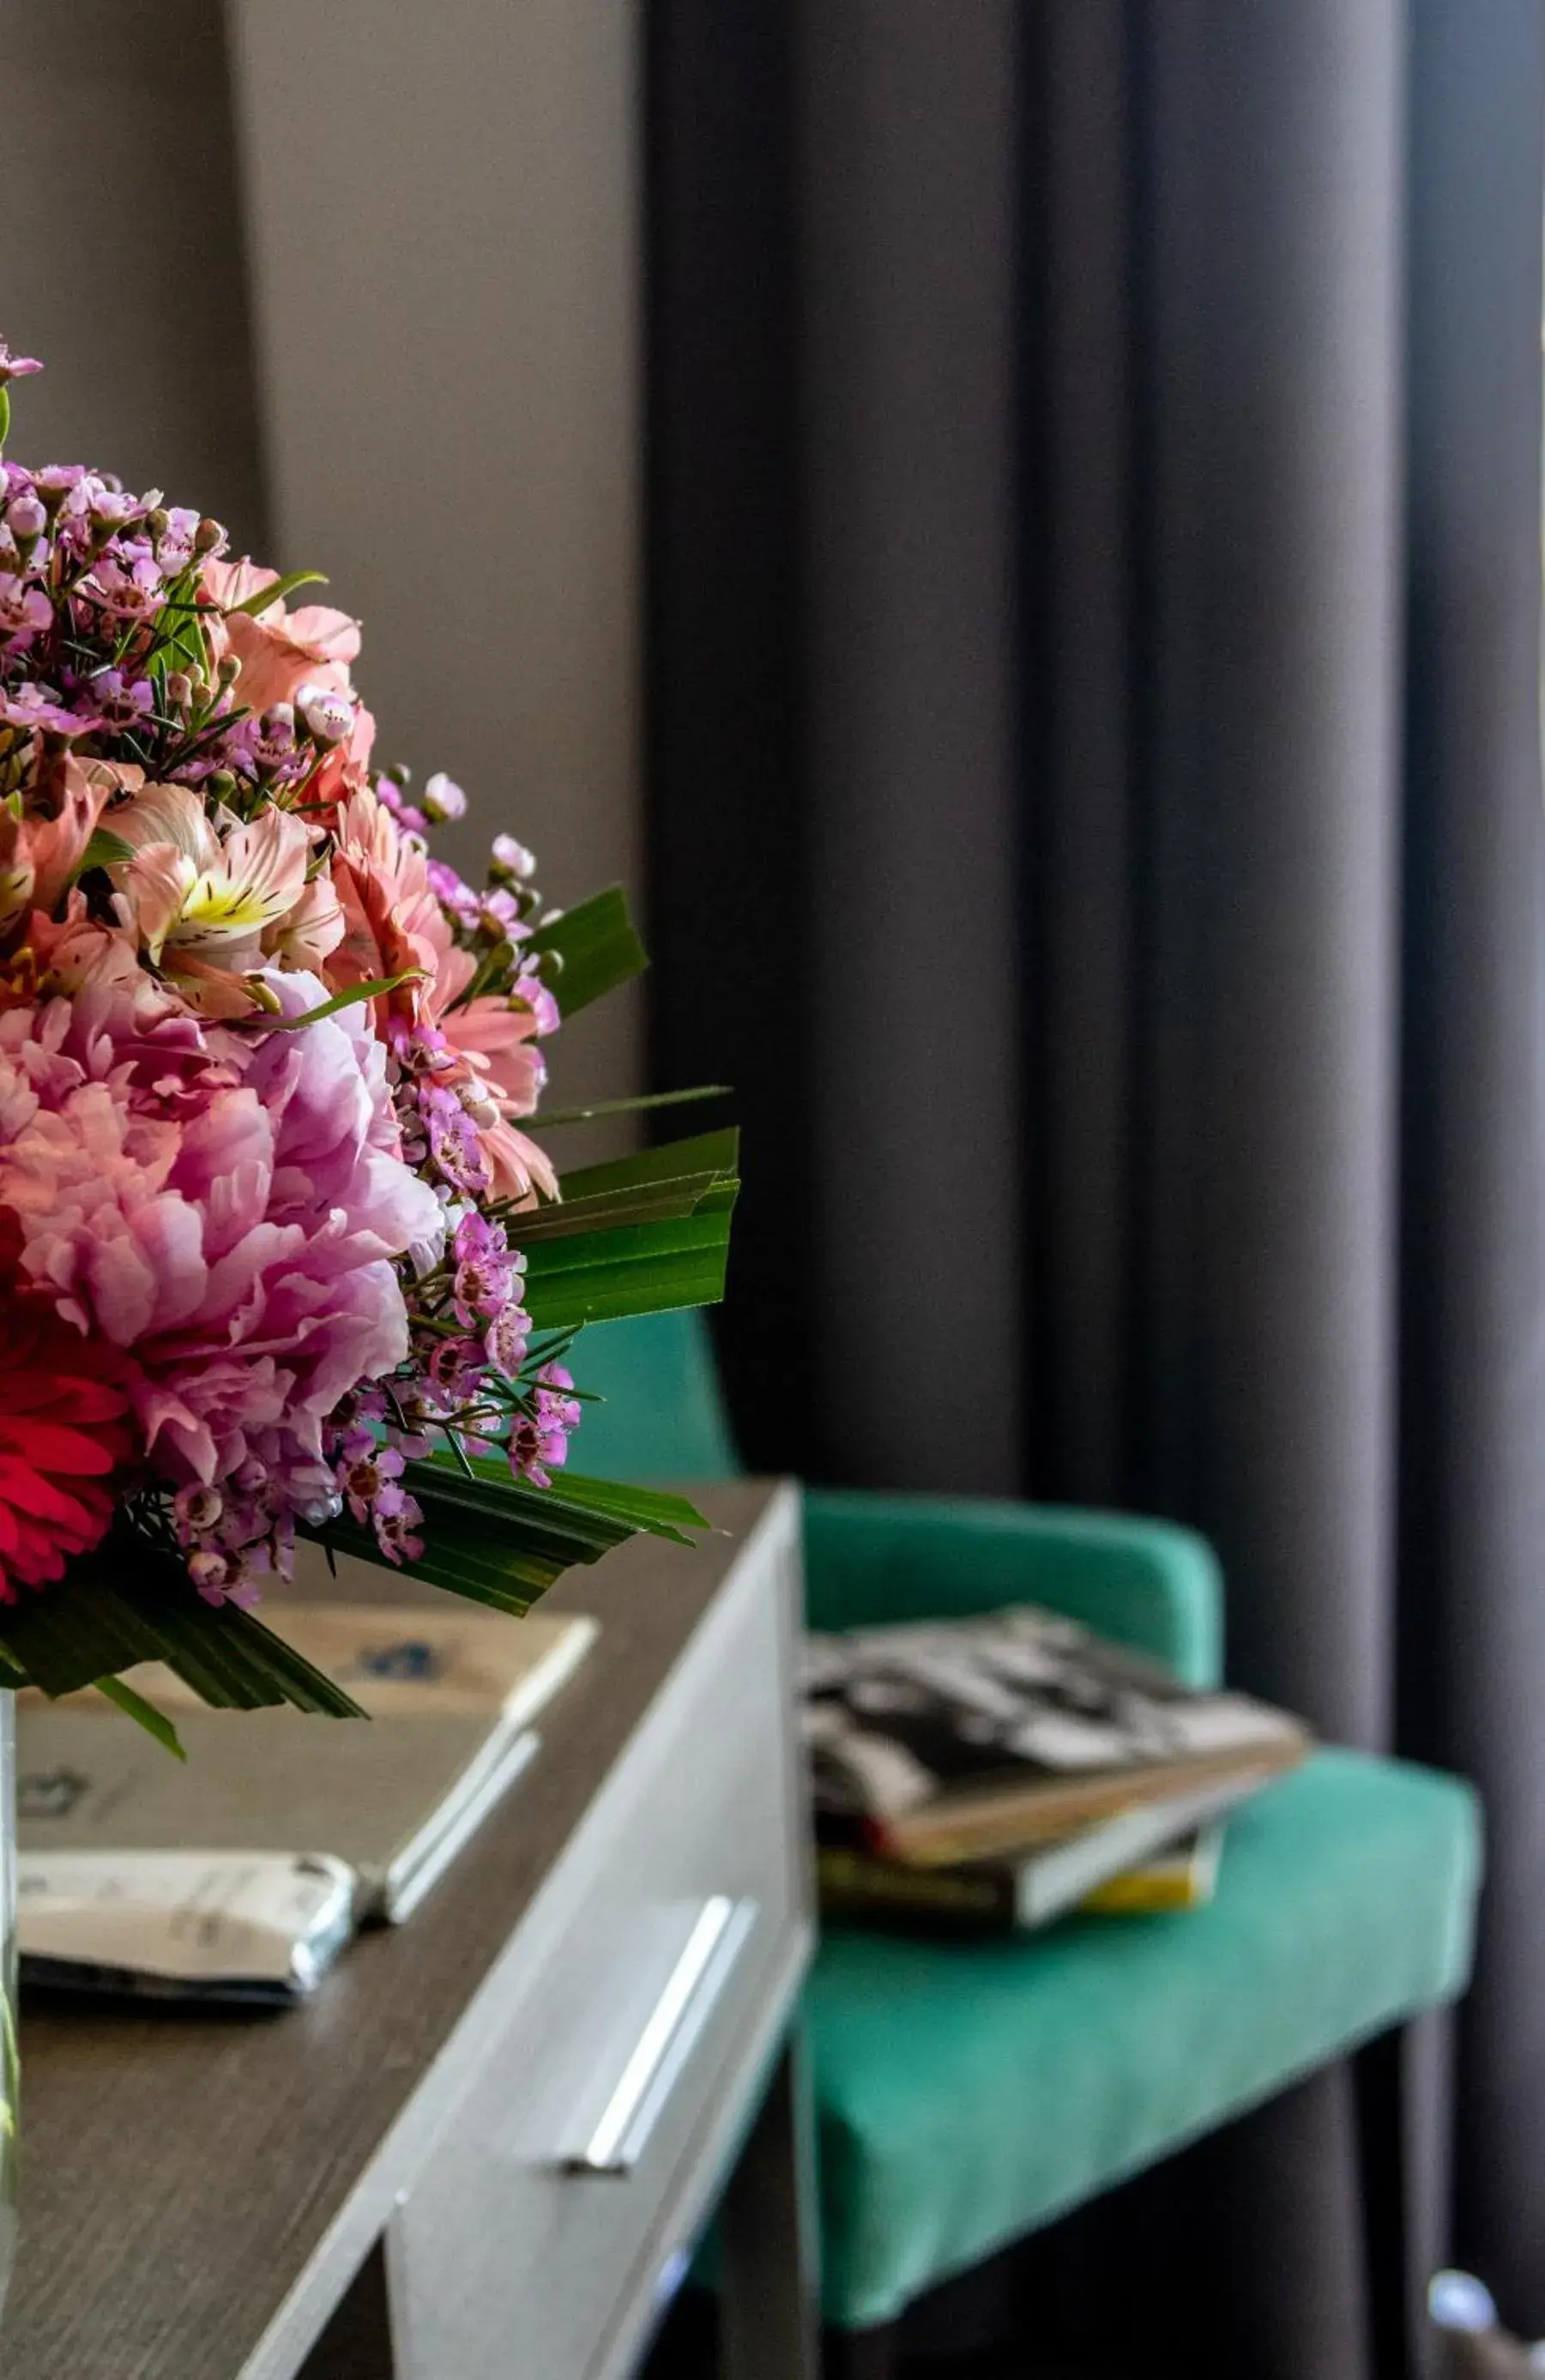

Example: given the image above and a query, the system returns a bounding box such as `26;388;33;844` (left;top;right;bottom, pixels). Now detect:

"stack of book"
803;1605;1310;1936
14;1602;597;1999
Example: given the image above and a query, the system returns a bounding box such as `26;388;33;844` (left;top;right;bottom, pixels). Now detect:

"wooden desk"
3;1482;814;2380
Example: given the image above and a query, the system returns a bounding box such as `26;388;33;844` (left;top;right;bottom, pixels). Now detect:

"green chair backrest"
568;1311;741;1483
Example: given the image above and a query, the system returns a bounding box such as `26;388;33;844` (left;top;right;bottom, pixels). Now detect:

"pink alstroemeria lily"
199;558;362;715
106;781;313;1012
263;872;345;973
0;757;124;944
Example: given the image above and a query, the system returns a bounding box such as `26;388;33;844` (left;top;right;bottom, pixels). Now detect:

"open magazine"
803;1605;1308;1866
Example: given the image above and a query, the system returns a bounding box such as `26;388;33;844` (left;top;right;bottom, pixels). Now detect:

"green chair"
577;1314;1483;2370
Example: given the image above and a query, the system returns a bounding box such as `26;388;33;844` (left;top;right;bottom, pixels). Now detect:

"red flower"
0;1290;133;1602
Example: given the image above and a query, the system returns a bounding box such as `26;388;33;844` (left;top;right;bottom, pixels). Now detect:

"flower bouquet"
0;343;737;1737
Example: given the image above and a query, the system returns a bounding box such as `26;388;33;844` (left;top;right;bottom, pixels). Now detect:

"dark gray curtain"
647;2;1545;2371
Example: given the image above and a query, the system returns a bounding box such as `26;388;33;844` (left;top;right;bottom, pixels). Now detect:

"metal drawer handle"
566;1895;757;2178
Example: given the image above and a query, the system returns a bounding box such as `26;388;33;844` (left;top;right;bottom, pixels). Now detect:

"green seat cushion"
569;1311;739;1483
809;1749;1482;2329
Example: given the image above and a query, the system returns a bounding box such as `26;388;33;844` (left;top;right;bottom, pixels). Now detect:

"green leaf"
558;1128;739;1203
224;569;329;619
505;1143;735;1246
256;973;414;1030
525;886;648;1018
438;1454;709;1546
504;1175;724;1246
0;1530;365;1714
522;1199;737;1329
541;1472;711;1543
306;1481;625;1614
305;1464;709;1615
502;1128;739;1249
94;1675;185;1760
514;1131;739;1327
0;387;9;453
76;825;136;874
151;567;213;682
535;1084;732;1130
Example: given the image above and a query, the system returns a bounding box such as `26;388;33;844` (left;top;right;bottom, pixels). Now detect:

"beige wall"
1;0;267;550
226;0;643;1127
3;0;643;1125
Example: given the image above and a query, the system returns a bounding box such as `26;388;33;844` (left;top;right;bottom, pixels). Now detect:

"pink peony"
0;972;444;1505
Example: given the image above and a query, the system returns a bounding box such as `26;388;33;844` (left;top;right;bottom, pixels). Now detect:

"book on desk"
804;1603;1309;1936
15;1602;596;1997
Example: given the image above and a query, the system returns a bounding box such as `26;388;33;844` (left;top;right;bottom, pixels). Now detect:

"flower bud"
33;465;81;512
88;486;143;529
424;770;468;824
5;495;45;541
205;770;238;801
490;832;537;882
296;682;353;745
174;1484;223;1534
217;654;241;686
164;671;194;710
195;516;226;553
253;704;299;772
188;1548;230;1594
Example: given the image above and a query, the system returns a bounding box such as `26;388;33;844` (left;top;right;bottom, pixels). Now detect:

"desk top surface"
3;1479;783;2380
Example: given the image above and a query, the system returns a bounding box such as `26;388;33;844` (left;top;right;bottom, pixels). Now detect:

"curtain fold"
800;0;1026;1496
648;0;1545;2365
1402;0;1545;2323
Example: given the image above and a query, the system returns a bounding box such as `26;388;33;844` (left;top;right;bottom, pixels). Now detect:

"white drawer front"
389;1493;806;2380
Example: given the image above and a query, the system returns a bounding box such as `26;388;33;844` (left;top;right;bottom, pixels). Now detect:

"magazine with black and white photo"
802;1605;1309;1866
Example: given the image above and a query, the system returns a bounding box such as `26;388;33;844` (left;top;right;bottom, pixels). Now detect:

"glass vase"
0;1690;17;2317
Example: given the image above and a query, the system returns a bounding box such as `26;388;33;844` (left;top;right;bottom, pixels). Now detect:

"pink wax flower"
509;1363;582;1489
0;574;51;651
0;684;100;739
